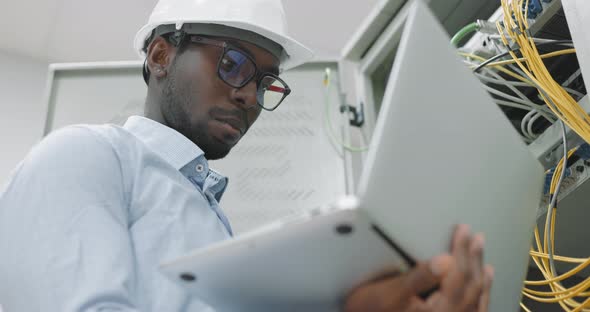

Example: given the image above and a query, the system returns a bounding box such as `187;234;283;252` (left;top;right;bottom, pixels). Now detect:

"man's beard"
160;70;232;160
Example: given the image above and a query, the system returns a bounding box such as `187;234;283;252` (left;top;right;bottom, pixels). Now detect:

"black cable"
473;52;512;73
473;40;574;73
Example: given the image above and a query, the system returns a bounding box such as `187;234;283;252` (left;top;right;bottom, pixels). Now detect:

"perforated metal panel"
210;64;347;233
45;61;347;234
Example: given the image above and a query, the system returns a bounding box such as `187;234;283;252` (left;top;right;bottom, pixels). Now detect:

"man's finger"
426;291;450;310
462;233;485;306
478;265;494;312
362;268;402;285
469;234;485;279
444;225;472;303
407;296;432;312
344;264;438;312
399;262;441;297
452;224;472;274
430;254;454;278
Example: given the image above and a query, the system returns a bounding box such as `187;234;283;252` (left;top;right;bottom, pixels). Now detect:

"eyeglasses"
187;36;291;111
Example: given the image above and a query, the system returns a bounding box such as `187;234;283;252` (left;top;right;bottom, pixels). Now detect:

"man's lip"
215;117;246;135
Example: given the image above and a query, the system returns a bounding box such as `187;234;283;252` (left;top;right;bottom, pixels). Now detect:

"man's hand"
344;224;494;312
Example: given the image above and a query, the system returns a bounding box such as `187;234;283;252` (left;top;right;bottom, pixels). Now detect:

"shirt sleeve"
0;126;140;311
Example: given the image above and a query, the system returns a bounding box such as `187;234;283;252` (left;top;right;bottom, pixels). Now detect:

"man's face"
156;36;280;160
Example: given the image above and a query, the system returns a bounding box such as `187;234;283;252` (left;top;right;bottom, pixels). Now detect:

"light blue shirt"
0;116;233;311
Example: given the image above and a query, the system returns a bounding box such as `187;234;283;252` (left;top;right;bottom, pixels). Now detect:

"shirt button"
195;164;204;173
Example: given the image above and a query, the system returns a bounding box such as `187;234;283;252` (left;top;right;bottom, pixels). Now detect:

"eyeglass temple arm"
188;36;227;49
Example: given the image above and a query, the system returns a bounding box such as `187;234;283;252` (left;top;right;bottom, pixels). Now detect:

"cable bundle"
497;2;590;309
456;0;590;309
522;144;590;311
498;0;590;143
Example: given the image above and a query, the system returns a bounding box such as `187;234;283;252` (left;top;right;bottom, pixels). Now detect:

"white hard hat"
134;0;314;70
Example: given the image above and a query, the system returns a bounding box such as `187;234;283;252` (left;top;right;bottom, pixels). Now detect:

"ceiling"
0;0;379;64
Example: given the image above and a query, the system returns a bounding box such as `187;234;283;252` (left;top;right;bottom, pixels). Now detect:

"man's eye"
221;58;237;70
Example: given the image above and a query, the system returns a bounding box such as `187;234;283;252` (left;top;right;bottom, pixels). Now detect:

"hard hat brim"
134;21;314;71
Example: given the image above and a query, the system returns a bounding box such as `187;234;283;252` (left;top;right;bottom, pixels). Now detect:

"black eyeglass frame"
186;35;291;111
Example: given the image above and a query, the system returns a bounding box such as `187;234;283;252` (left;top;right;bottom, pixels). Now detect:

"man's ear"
146;36;176;80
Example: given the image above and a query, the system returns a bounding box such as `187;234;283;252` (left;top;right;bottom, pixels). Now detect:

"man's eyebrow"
226;40;256;59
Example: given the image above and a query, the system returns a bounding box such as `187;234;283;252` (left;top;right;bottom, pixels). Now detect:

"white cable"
475;72;583;100
480;67;531;102
480;61;576;104
521;110;538;140
485;85;551;111
486;35;575;46
467;41;580;102
462;52;532;103
465;56;556;125
493;99;534;111
565;88;585;100
484;85;538;107
563;68;582;88
547;121;568;290
521;110;552;140
527;112;546;139
507;64;524;77
474;73;532;87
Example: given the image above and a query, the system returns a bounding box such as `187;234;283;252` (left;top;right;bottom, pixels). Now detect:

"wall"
0;51;48;182
282;0;380;60
2;0;381;64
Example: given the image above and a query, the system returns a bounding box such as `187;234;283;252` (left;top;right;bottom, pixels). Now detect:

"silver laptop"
161;1;544;311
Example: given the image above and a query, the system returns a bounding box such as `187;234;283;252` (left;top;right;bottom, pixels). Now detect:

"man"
0;0;492;311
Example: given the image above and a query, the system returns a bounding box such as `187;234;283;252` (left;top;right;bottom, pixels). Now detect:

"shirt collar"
123;116;204;170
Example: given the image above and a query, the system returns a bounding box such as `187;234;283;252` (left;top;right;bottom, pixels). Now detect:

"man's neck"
144;92;167;126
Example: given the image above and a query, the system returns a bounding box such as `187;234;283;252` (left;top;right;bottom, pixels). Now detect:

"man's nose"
231;80;258;110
